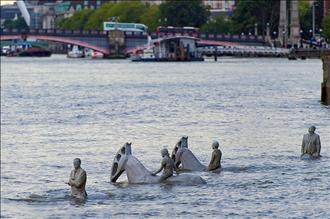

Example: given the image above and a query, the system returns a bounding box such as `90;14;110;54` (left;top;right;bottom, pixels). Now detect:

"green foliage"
140;4;160;32
158;0;210;27
84;3;115;30
3;17;28;29
323;13;330;41
200;16;232;34
299;0;324;39
58;9;94;30
231;0;279;35
59;2;159;31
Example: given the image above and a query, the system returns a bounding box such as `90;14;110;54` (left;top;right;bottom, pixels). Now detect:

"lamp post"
254;23;258;36
309;29;313;47
312;2;315;38
300;30;303;48
282;30;286;48
158;18;168;26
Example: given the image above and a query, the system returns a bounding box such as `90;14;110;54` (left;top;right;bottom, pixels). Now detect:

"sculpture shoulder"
213;149;221;156
78;168;87;176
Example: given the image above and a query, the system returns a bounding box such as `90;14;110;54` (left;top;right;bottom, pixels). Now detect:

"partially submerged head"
110;142;132;183
73;158;81;170
308;126;316;134
212;140;219;149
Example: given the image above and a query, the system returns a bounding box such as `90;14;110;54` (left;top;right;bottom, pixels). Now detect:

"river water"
1;55;329;218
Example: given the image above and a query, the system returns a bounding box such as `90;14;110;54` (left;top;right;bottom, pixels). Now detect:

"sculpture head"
212;140;219;149
308;126;316;134
73;158;81;170
110;142;132;183
171;136;188;161
161;148;169;157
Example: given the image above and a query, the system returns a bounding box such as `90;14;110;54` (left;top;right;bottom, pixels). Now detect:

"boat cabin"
153;36;203;61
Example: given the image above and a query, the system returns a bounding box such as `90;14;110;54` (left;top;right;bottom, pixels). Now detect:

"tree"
140;4;160;32
3;17;28;29
58;9;94;30
231;0;280;35
86;2;148;30
323;13;330;41
299;0;324;39
201;16;233;34
158;0;210;27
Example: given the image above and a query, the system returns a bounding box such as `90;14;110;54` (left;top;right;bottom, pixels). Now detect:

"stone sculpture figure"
66;158;87;199
151;148;174;181
110;142;205;185
207;141;222;171
301;126;321;159
172;136;206;171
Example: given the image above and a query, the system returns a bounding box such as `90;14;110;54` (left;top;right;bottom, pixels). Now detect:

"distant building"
204;0;236;16
139;0;237;17
325;0;330;17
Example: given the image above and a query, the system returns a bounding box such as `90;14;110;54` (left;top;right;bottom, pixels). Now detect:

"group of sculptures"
66;126;322;200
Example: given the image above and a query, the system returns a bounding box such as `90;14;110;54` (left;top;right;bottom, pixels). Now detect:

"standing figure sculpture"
152;148;175;182
207;140;222;171
301;126;321;159
66;158;87;199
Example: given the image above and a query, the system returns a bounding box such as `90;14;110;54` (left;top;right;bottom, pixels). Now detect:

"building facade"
325;0;330;17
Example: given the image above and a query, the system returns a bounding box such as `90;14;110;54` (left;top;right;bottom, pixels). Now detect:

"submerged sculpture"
207;140;222;171
110;142;206;184
66;158;87;199
301;126;321;159
151;148;175;181
171;136;222;172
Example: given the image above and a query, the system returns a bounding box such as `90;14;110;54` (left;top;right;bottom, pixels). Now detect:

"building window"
76;4;82;11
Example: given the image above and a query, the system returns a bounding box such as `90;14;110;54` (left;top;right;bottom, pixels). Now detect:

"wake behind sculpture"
301;126;322;159
66;158;87;199
171;136;222;172
110;142;206;184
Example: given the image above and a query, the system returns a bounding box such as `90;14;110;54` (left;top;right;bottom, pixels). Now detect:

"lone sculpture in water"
301;126;321;159
151;148;174;181
110;142;205;184
171;136;222;172
66;158;87;199
207;140;222;171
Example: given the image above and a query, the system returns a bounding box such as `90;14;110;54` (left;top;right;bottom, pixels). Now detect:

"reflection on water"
1;56;329;218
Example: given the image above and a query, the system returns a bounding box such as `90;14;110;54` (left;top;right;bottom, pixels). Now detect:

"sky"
0;0;15;6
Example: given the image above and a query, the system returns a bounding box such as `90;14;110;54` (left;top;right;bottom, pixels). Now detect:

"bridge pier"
322;55;330;105
108;30;126;58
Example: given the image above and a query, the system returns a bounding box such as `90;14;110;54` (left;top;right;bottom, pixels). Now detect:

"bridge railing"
0;28;108;37
149;32;265;43
1;28;266;43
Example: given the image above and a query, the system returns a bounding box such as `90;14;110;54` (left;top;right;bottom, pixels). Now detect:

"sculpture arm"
152;160;165;175
316;135;321;154
208;151;216;169
70;171;86;188
301;137;305;155
67;170;74;185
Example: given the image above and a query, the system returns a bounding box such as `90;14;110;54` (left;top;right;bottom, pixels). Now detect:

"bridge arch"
0;35;109;55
